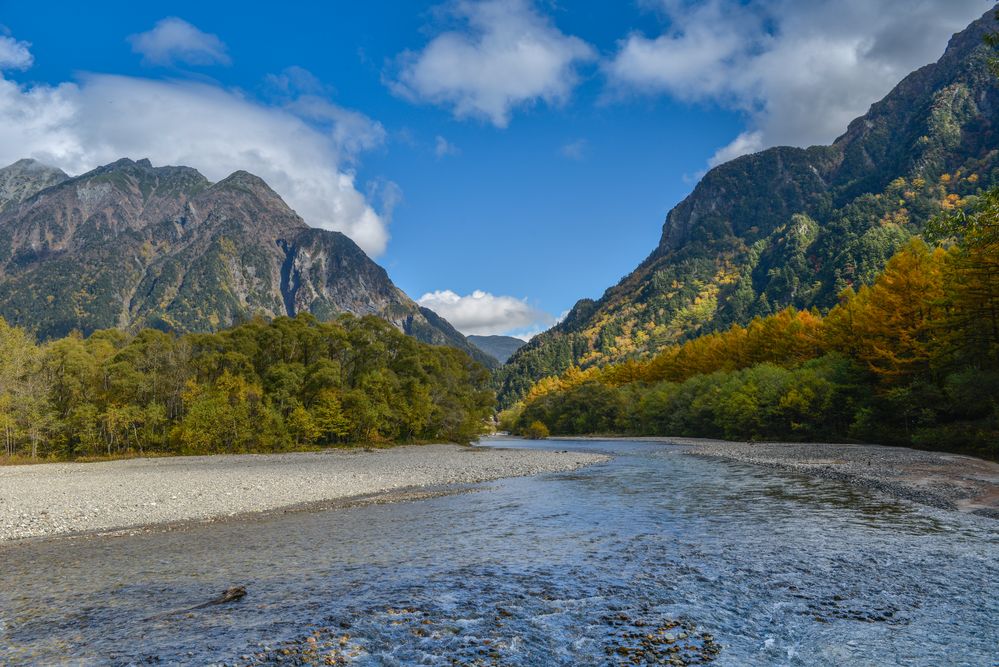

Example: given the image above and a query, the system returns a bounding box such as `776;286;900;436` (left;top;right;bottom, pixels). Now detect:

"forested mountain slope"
0;158;494;367
497;8;999;405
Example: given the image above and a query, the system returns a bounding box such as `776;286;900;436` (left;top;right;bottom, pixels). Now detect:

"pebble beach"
0;444;608;542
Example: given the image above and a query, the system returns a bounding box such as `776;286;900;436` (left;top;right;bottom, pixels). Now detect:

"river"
1;438;997;666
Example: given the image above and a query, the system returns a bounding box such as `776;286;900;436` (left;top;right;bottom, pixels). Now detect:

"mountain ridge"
497;8;999;404
467;335;526;364
0;157;496;367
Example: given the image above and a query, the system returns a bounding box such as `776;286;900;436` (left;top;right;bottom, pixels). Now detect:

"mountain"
0;159;69;213
0;157;495;367
467;335;526;364
497;8;999;405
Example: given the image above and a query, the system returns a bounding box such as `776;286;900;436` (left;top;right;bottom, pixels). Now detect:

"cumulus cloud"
391;0;595;127
261;66;387;162
606;0;990;166
0;41;392;255
417;289;555;336
289;96;388;159
128;17;231;67
708;130;763;167
0;36;33;70
507;308;569;341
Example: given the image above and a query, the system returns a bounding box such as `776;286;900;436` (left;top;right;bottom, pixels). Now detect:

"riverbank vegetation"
502;192;999;459
0;313;494;461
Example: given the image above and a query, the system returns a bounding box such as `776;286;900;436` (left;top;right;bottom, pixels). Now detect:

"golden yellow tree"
826;239;947;383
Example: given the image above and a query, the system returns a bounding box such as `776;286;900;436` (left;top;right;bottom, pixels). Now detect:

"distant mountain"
0;157;495;367
0;159;69;213
497;8;999;405
468;335;526;363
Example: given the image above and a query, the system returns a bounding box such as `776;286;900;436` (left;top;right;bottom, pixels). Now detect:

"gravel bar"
677;437;998;518
0;444;608;542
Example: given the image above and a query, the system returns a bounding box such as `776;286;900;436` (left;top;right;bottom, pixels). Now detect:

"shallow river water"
1;438;997;666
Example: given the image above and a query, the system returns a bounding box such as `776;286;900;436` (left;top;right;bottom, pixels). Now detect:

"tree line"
502;190;999;460
0;313;495;461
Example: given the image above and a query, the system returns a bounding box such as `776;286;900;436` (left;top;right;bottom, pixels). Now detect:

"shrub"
524;420;550;439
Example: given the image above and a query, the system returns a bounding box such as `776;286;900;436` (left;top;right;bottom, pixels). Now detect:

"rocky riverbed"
550;436;999;518
3;438;996;665
0;444;608;542
684;438;998;518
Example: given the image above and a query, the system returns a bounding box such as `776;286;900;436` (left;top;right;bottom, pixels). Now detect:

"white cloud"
128;17;230;67
708;130;763;168
509;327;544;342
434;135;460;158
417;289;555;336
560;138;587;160
507;308;568;340
0;53;392;255
606;0;991;165
264;66;387;161
288;95;387;159
391;0;595;127
369;178;403;223
264;65;327;96
0;36;32;70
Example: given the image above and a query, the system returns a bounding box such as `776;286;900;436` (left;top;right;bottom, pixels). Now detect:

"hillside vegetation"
0;313;494;461
502;191;999;459
497;9;999;406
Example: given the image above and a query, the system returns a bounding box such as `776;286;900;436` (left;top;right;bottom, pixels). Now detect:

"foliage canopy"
0;313;495;460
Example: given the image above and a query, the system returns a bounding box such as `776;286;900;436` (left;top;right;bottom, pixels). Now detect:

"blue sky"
0;0;989;337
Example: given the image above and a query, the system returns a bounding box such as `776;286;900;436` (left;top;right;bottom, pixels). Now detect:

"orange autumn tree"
525;306;826;397
824;238;947;384
511;223;996;457
607;307;823;386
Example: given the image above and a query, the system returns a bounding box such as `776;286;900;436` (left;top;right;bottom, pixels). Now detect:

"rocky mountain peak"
84;157;209;185
7;158;58;172
210;170;295;213
217;170;268;188
0;159;70;212
656;8;999;257
0;157;494;367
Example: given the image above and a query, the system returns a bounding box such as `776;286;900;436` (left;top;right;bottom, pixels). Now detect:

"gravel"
674;437;999;518
0;444;608;542
550;435;999;519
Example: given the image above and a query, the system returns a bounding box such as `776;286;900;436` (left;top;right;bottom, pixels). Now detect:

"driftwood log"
144;585;247;622
190;586;247;609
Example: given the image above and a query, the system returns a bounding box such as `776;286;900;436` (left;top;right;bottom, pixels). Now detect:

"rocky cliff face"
496;8;999;404
0;158;494;367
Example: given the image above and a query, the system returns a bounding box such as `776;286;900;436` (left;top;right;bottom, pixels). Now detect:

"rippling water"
1;439;997;666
